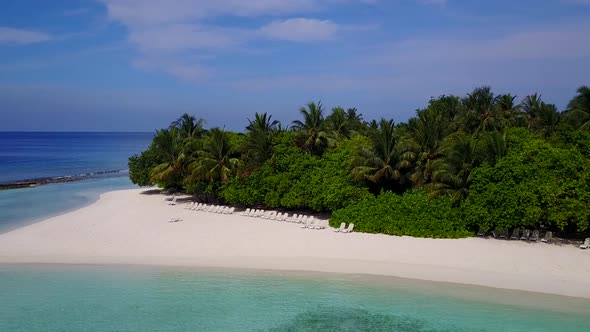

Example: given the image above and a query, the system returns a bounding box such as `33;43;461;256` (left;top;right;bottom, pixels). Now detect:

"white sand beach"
1;188;589;298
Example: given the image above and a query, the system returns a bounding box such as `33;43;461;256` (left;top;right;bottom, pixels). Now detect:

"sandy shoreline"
1;188;589;298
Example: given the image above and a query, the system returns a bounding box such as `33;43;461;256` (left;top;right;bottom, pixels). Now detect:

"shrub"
330;190;470;238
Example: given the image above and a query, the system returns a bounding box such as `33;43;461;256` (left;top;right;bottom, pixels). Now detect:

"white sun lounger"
184;202;194;209
300;217;309;228
334;222;345;232
341;223;355;233
314;219;326;230
580;238;590;249
289;214;298;222
306;217;315;229
167;217;182;223
283;213;290;221
241;208;251;216
228;207;235;214
250;209;258;217
167;196;177;205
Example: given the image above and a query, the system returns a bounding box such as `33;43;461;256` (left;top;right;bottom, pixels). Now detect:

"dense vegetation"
129;86;590;238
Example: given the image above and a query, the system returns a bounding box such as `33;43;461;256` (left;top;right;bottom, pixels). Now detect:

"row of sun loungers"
237;208;342;231
480;228;552;243
183;202;235;214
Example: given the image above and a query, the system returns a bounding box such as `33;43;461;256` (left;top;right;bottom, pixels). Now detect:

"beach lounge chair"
184;202;194;209
241;208;251;216
306;217;315;229
342;223;354;233
168;196;177;205
228;207;235;214
476;227;486;237
531;230;540;242
521;229;530;241
191;203;199;210
510;228;520;240
289;214;298;222
580;238;590;249
491;228;507;239
167;217;182;223
541;231;553;243
195;203;203;211
335;222;345;232
314;219;326;230
300;217;309;229
280;213;288;221
269;211;278;220
283;213;291;221
222;207;229;214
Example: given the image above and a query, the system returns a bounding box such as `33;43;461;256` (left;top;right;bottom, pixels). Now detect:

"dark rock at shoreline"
0;170;126;190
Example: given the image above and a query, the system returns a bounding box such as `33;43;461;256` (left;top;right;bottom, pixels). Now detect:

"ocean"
1;265;589;331
0;131;153;232
1;131;589;331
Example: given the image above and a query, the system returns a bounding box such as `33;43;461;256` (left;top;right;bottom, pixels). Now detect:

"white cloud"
129;24;242;52
372;22;590;66
101;0;323;26
0;27;50;44
259;18;339;42
99;0;373;80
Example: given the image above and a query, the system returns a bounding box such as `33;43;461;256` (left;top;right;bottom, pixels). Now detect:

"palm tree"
291;101;331;155
244;113;279;167
566;85;590;130
346;107;364;133
326;107;349;138
459;86;501;135
495;94;523;128
171;113;206;139
426;129;507;205
351;119;405;189
399;107;449;187
521;93;543;130
426;132;479;205
188;128;240;184
149;127;186;187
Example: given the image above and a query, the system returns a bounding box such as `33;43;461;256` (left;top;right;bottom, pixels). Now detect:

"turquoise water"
0;176;137;233
0;131;152;233
1;265;589;331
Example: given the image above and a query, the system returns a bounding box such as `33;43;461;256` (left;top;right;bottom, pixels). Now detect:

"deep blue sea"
0;132;153;232
1;132;589;331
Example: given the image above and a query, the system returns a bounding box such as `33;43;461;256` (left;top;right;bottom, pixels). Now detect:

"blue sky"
1;0;590;131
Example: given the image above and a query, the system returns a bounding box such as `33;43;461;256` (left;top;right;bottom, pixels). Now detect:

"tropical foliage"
130;86;590;238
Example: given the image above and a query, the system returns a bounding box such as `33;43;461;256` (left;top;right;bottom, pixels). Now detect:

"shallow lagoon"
1;265;589;331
